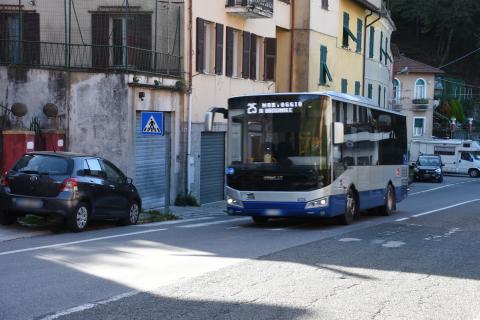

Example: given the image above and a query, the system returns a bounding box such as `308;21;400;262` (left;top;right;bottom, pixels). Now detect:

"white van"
410;139;480;177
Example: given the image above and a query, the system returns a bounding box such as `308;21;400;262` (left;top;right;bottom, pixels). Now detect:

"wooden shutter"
341;79;348;93
369;26;374;58
92;14;110;68
22;12;40;65
379;31;383;63
264;37;276;81
242;31;250;79
356;18;362;53
0;13;6;62
250;34;257;80
342;12;349;47
368;84;373;99
215;23;224;75
226;27;234;77
320;45;327;85
196;18;205;73
355;81;361;95
134;14;152;71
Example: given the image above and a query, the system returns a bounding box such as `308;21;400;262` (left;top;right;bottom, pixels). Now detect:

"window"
367;83;373;99
196;19;216;74
85;159;103;178
264;37;276;81
319;45;332;85
342;12;357;48
393;78;401;103
415;78;427;99
102;160;126;183
355;81;361;95
368;26;375;59
413;117;425;137
226;27;242;77
321;0;329;10
250;35;265;80
0;10;40;65
341;79;348;93
356;19;362;53
460;152;473;162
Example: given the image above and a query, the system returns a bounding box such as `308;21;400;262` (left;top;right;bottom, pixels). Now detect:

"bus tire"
339;189;357;225
468;169;479;178
380;184;396;216
252;216;269;224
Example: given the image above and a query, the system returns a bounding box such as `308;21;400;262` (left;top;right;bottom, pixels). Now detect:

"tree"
450;100;465;123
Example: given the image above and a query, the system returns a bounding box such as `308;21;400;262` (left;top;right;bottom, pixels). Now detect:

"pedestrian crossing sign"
141;112;164;135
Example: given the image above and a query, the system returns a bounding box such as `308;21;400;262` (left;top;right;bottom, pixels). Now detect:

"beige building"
392;55;444;143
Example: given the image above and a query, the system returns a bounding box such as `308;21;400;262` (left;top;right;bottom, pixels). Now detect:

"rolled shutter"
92;14;109;68
226;27;234;77
22;12;40;65
250;34;257;80
242;31;250;79
196;18;205;73
215;23;223;75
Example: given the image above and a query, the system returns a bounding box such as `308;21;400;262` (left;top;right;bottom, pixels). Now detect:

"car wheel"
437;175;444;183
66;202;89;232
469;169;479;178
379;184;396;216
119;202;140;226
252;216;269;224
338;189;357;225
0;210;17;225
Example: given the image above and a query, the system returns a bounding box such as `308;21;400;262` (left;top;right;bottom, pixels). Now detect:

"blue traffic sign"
141;112;164;135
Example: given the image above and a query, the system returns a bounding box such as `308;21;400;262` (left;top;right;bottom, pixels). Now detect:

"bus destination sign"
246;101;303;115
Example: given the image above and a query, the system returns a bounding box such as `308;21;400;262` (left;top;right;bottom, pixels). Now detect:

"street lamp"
450;117;456;139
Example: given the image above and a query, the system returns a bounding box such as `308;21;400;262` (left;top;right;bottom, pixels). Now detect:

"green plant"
140;209;178;223
174;193;199;206
174;79;188;93
29;116;41;134
450;99;465;123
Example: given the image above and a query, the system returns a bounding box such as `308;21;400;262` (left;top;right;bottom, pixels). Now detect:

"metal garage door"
135;112;170;210
200;132;225;204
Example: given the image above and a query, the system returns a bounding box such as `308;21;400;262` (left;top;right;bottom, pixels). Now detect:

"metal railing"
226;0;274;14
0;39;183;78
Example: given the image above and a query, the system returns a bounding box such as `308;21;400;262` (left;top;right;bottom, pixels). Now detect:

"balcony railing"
0;39;183;78
225;0;274;19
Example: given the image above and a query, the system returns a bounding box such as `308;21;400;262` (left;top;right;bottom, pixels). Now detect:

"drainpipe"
186;0;193;194
289;0;295;92
362;10;381;97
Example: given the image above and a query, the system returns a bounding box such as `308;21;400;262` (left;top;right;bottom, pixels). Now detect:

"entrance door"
458;151;473;174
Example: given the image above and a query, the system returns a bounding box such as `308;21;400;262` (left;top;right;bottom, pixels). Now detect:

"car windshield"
13;155;71;175
418;156;441;166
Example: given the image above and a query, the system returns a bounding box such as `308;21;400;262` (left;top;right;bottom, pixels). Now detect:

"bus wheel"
339;189;357;225
380;185;396;216
469;169;479;178
252;216;269;224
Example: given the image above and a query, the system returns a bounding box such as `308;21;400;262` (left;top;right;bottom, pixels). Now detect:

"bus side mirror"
333;122;344;144
204;107;228;132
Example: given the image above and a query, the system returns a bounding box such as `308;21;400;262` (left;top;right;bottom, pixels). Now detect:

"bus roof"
228;91;404;116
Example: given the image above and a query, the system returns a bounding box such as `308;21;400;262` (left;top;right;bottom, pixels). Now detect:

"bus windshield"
227;95;330;191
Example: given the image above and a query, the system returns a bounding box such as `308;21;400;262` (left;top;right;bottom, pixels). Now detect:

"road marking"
409;180;475;196
339;238;362;242
178;217;250;228
382;241;406;248
395;199;480;222
135;216;216;227
0;228;167;257
40;290;139;320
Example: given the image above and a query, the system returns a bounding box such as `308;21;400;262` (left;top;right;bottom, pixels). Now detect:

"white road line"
0;228;167;257
135;216;216;227
178;217;250;228
40;290;139;320
395;199;480;222
409;180;475;196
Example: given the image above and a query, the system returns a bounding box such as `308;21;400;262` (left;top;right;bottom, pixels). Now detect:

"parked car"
413;154;444;183
0;152;141;232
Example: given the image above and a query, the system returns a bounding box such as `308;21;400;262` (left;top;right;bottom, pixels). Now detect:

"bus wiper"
20;170;39;174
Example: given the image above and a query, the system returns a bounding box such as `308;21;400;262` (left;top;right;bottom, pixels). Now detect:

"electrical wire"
438;47;480;69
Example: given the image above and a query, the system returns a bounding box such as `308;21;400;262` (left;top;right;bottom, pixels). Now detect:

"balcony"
225;0;274;19
411;98;430;111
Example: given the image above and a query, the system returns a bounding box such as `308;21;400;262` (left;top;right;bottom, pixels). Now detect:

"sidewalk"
0;224;50;242
168;201;227;219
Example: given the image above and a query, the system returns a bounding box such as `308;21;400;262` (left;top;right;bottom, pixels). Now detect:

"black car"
413;154;444;183
0;152;142;232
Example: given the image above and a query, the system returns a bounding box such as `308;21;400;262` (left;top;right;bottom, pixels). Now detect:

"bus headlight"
227;196;244;208
305;197;329;209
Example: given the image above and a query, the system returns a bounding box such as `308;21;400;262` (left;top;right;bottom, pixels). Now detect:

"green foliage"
141;209;178;223
29;116;41;134
450;100;465;123
174;193;199;206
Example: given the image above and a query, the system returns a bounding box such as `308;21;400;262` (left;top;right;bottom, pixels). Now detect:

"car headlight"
305;197;329;209
227;196;243;208
413;167;419;173
435;168;442;174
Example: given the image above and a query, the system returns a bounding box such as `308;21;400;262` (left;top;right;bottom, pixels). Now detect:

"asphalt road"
1;176;480;320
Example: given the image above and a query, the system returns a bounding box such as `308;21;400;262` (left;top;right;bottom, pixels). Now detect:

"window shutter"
135;14;152;70
320;45;327;85
384;37;390;65
368;84;373;98
0;14;6;62
342;12;349;47
215;23;224;75
379;31;383;63
369;26;374;59
355;81;361;95
92;14;110;68
242;31;250;79
226;27;234;77
22;12;40;65
378;85;382;106
341;79;348;93
250;34;257;80
264;37;276;81
356;19;362;53
196;18;205;73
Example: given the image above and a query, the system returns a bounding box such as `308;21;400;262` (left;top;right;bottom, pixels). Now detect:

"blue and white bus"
214;92;408;224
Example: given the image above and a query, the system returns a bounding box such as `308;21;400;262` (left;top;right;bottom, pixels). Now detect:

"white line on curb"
178;217;250;228
409;180;475;196
395;199;480;222
134;216;216;227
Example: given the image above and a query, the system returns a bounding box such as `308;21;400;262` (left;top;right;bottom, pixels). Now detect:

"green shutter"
378;85;382;106
355;81;361;95
379;31;383;63
319;45;332;85
368;84;373;98
341;79;348;93
356;19;362;53
343;12;357;48
369;27;374;58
